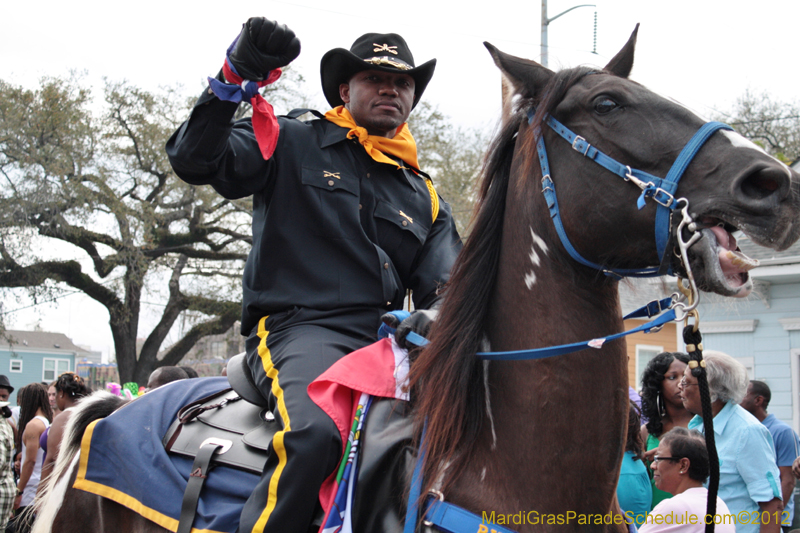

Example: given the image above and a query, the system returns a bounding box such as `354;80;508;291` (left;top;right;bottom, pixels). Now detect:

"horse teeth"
725;250;759;271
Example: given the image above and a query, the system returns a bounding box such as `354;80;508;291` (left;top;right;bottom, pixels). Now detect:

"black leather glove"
380;311;405;331
395;308;439;350
228;17;301;81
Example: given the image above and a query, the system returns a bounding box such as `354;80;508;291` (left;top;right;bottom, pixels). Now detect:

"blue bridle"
401;111;735;533
531;109;732;278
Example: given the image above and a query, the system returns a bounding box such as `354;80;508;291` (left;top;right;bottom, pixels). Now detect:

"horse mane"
407;65;600;497
33;391;128;528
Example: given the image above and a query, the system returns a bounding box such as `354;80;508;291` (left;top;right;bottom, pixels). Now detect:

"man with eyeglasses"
679;351;783;533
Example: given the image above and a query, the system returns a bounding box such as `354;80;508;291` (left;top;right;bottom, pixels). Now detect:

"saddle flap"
196;397;268;434
164;388;277;474
241;424;276;451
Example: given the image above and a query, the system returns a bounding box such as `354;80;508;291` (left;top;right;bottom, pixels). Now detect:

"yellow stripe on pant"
252;316;292;532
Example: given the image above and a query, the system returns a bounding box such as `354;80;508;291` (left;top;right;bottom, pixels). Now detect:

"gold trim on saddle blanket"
73;419;227;533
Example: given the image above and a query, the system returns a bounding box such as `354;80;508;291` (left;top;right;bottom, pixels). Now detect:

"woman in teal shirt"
617;401;652;522
639;352;693;508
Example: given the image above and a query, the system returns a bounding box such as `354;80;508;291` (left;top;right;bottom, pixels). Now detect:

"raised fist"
228;17;301;81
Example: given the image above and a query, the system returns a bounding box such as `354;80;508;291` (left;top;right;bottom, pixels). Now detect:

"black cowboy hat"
0;375;13;393
320;33;436;109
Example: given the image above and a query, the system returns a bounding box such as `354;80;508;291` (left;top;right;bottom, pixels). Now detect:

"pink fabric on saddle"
307;337;409;530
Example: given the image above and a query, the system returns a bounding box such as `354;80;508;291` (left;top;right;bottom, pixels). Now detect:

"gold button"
366;173;371;178
386;301;391;306
358;204;362;210
207;88;213;94
383;263;389;270
401;220;408;227
328;180;334;186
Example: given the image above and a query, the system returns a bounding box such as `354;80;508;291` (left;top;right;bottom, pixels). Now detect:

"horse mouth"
687;217;759;297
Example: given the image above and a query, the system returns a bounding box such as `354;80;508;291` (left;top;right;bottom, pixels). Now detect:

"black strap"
285;108;324;120
176;442;223;533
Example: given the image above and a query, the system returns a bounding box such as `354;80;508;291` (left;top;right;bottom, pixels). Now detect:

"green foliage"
0;71;489;382
409;101;491;235
719;90;800;164
0;75;299;382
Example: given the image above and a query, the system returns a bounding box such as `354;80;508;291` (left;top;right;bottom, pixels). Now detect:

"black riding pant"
238;307;380;533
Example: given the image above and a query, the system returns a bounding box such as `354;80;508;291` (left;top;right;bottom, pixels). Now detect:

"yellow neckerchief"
324;106;439;222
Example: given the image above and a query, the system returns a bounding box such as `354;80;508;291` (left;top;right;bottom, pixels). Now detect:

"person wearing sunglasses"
639;427;735;532
680;351;783;533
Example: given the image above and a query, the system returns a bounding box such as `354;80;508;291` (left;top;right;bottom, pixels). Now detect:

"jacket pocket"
300;165;361;239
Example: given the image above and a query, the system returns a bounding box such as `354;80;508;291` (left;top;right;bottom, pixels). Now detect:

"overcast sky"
2;0;798;359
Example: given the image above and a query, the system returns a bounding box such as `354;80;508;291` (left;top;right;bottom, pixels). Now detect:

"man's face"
339;70;415;138
0;389;10;402
679;366;702;415
739;383;759;414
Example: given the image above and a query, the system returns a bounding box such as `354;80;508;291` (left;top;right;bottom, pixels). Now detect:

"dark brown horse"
34;28;800;533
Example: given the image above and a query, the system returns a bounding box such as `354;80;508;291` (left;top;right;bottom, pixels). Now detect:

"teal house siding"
692;232;800;432
0;331;89;404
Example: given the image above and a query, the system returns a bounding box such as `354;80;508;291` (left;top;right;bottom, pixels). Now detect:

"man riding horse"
166;17;461;533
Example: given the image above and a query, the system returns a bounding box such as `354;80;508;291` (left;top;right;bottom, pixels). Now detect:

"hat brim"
320;48;436;110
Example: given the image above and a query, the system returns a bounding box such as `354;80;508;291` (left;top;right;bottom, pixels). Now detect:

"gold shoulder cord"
425;178;440;223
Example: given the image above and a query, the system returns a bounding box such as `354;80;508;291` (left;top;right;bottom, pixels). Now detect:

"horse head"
408;28;800;528
486;25;800;298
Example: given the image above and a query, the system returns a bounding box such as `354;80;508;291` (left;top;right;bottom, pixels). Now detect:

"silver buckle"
199;437;233;454
571;135;591;156
652;188;675;208
422;490;445;527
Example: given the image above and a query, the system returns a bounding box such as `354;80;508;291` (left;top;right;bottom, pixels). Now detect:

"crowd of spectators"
0;350;793;532
618;350;799;533
0;365;204;530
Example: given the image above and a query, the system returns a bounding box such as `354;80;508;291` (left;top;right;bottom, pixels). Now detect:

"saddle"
164;353;273;475
162;352;415;533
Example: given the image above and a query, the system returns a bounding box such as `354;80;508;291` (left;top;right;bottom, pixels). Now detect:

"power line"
728;115;800;126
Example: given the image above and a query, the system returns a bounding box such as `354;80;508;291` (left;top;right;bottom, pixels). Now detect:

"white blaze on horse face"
720;130;793;174
720;129;767;154
523;228;549;290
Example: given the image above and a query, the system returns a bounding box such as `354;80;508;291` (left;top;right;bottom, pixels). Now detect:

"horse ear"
484;42;554;99
604;24;640;78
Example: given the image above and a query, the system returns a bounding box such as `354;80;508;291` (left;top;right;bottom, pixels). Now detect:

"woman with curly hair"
38;372;90;489
639;351;693;507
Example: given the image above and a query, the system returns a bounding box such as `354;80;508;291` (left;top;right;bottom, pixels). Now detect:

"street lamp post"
541;0;596;68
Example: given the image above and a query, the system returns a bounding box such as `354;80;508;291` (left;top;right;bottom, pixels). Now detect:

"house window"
635;344;664;386
210;341;226;358
9;360;22;373
43;358;71;382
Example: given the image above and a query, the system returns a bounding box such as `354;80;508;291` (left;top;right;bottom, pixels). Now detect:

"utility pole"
541;0;596;68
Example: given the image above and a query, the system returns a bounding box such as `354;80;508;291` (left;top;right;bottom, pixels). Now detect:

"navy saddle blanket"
74;377;259;533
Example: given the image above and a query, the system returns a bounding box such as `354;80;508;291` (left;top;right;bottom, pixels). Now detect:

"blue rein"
533;109;732;278
402;111;733;533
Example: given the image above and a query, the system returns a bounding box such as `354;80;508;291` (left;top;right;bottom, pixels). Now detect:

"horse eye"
593;97;618;114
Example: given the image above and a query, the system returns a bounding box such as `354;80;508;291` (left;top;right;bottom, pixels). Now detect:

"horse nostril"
738;168;787;202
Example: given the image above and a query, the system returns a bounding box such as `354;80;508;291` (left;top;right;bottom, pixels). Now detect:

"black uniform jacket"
166;90;462;335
